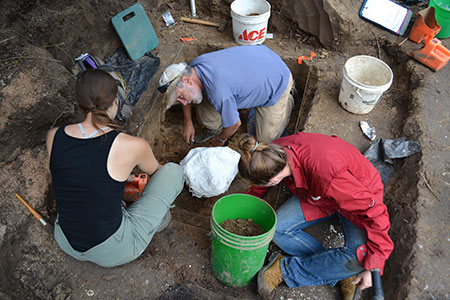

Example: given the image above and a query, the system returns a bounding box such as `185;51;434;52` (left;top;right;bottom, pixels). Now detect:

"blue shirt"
191;45;291;128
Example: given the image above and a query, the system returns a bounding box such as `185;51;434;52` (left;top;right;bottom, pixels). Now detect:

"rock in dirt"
0;225;6;247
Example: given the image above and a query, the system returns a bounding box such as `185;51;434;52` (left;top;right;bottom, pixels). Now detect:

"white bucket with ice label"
338;55;393;114
230;0;271;45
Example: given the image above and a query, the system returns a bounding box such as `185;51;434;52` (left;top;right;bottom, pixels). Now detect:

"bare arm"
134;138;161;175
45;128;58;158
210;118;242;147
182;103;195;144
108;134;161;181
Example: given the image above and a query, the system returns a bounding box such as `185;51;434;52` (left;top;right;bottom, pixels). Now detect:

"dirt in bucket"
247;13;260;16
220;218;266;236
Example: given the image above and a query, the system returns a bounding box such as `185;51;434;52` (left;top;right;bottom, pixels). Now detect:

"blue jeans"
274;195;366;287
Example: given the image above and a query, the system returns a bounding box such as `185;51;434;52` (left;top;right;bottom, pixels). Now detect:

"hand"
127;175;137;182
209;137;226;147
183;123;195;144
352;270;372;290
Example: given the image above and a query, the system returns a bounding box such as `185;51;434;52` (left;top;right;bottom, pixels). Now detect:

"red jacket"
246;133;393;274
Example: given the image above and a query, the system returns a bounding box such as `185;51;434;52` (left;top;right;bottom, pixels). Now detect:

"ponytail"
90;107;120;130
75;69;121;130
237;134;287;185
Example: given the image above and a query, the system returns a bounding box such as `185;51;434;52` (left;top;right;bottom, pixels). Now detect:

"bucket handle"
210;226;275;250
356;88;383;105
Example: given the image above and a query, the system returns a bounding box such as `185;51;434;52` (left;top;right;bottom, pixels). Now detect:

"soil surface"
1;0;449;300
220;219;266;236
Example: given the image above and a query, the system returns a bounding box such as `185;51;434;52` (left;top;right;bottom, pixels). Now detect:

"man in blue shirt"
158;45;294;146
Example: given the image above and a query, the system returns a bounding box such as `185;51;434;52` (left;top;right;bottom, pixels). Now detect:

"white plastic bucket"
338;55;393;114
230;0;271;45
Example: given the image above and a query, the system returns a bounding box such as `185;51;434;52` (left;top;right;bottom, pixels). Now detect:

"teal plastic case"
112;3;159;60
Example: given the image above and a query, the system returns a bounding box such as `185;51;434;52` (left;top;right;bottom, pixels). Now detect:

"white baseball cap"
158;62;188;109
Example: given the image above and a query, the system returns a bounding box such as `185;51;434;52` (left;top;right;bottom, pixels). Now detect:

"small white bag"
180;147;241;198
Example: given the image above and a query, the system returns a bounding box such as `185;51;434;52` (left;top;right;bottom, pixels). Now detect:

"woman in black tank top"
46;69;184;267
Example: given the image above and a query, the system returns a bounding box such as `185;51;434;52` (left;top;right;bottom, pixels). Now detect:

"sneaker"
156;211;172;233
193;127;222;144
257;252;284;296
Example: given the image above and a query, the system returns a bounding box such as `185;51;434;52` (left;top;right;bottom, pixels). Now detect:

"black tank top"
50;126;125;251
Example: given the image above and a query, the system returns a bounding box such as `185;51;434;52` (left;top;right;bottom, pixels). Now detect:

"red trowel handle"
122;173;149;202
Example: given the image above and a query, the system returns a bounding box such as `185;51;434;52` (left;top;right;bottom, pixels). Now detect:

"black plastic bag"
364;137;421;184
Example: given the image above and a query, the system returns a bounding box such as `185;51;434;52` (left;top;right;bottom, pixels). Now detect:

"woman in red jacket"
237;133;393;298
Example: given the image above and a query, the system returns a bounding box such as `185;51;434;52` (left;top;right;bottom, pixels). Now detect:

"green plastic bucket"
430;0;450;38
210;193;277;287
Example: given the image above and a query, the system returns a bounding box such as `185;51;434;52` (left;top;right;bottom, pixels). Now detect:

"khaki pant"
54;163;184;267
195;74;294;143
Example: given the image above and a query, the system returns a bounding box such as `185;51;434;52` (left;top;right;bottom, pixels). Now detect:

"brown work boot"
340;275;357;300
193;127;222;144
257;252;284;296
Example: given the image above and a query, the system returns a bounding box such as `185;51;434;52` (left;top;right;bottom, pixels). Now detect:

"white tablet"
359;0;413;36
